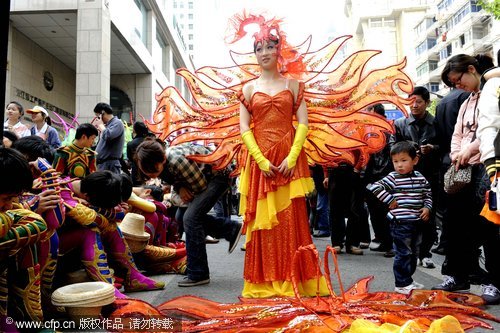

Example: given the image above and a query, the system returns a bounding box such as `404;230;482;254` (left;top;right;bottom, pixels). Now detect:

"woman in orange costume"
145;11;413;298
238;31;328;297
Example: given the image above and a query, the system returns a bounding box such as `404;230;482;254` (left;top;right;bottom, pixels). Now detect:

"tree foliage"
477;0;500;20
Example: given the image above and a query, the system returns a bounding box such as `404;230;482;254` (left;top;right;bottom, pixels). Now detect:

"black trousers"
445;164;500;286
328;165;367;248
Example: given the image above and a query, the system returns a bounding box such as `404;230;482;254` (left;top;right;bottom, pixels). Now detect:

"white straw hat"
51;282;115;307
119;213;150;241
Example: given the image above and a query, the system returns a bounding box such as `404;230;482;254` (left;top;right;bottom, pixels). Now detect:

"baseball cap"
26;106;49;117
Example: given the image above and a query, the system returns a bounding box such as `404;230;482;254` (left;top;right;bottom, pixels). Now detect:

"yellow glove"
241;130;270;172
287;123;308;168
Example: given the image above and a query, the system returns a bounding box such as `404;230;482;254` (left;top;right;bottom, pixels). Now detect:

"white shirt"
3;120;31;138
478;76;500;162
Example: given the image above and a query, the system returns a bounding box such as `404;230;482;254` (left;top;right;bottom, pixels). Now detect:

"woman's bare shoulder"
288;79;300;92
242;81;254;101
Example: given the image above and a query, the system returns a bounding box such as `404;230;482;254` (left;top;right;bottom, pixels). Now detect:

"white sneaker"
394;283;417;295
412;281;425;289
420;257;435;269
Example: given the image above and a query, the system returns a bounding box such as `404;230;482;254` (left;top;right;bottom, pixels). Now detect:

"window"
189;2;193;9
173;1;177;8
427;38;437;49
188;14;193;20
415;21;424;35
417;63;427;77
384;19;395;27
470;0;481;12
175;65;183;89
188;34;193;40
369;18;382;28
189;45;193;50
464;29;472;44
415;39;436;56
439;44;452;60
472;27;484;39
416;61;438;77
437;0;455;12
429;82;439;92
154;33;167;75
133;0;148;46
189;24;193;30
446;44;452;57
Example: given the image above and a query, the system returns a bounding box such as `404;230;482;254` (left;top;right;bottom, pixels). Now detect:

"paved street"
128;218;500;332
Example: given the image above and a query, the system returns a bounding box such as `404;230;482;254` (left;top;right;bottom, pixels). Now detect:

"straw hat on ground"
52;281;115;307
119;213;150;253
119;213;149;240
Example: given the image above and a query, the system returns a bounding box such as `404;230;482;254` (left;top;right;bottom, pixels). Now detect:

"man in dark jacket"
126;122;152;185
432;88;470;255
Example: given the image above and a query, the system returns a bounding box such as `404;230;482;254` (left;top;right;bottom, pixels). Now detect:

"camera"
489;190;497;211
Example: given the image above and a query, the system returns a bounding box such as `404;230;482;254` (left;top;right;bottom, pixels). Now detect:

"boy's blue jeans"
390;219;422;287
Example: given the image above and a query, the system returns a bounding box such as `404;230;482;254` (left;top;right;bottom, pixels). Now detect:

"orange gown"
238;83;329;298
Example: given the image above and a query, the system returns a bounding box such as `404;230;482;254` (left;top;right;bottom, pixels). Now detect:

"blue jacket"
31;125;61;149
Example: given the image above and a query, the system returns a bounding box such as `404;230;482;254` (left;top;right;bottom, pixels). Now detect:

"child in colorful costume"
0;147;48;326
52;123;98;178
23;160;164;296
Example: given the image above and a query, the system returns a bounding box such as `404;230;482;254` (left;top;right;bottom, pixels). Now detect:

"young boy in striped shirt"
367;141;432;295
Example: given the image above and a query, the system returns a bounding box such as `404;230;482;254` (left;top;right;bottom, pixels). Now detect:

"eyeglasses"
449;72;465;88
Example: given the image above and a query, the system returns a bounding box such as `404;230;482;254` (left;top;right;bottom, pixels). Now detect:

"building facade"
414;0;499;94
344;0;499;98
7;0;194;126
344;0;433;80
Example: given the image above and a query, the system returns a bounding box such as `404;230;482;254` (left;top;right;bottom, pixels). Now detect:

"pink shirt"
450;92;481;165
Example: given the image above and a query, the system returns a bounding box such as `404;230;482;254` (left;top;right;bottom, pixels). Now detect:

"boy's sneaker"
395;283;417;295
432;276;470;292
420;257;435;269
481;284;500;305
412;281;425;289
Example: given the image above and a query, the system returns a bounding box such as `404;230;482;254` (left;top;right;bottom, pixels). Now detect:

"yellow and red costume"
52;142;97;178
238;85;328;297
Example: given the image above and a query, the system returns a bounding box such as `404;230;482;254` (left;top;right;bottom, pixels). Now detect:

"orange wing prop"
146;36;412;173
109;246;499;332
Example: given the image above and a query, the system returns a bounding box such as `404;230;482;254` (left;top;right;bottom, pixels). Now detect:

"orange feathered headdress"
225;11;307;78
